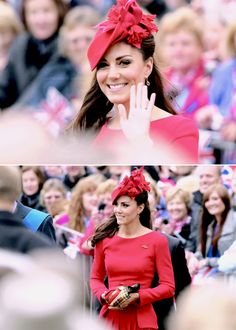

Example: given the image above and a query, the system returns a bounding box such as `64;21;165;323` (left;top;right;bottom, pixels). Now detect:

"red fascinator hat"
111;167;151;204
87;0;158;70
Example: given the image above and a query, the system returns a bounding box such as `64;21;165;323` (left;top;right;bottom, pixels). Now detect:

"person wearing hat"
90;167;175;330
69;0;199;163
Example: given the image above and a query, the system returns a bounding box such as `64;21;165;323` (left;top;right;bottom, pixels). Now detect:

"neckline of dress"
116;230;154;239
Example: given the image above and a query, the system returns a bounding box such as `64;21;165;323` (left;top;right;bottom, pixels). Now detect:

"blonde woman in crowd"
158;7;209;120
40;178;68;218
155;187;192;247
0;2;23;71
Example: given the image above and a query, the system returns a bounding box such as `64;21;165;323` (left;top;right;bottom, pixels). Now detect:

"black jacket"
152;234;191;330
0;32;58;109
186;190;203;252
15;201;56;242
0;211;55;253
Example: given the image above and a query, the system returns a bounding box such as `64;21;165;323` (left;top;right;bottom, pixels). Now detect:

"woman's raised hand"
118;82;156;147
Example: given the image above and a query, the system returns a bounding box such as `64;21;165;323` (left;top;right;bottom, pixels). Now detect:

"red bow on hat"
87;0;158;70
111;167;151;203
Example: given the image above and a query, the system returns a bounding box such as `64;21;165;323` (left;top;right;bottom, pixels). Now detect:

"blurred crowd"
0;164;236;329
17;164;236;276
0;0;236;163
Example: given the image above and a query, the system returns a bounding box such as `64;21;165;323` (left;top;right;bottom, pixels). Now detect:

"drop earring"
145;77;150;87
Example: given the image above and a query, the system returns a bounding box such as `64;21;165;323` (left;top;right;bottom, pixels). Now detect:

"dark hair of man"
69;35;176;133
91;191;151;246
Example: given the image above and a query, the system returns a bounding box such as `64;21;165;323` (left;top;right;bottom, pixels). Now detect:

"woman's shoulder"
151;112;198;131
10;32;31;50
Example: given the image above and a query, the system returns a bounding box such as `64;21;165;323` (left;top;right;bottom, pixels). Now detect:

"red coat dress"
90;231;175;330
93;115;199;164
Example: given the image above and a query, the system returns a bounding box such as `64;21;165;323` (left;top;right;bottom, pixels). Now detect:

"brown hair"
68;35;176;133
21;166;45;191
201;184;231;257
67;175;101;232
91;191;151;246
21;0;68;31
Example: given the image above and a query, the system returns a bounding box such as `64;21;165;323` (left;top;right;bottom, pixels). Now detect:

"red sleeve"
139;235;175;306
172;117;199;163
90;240;107;302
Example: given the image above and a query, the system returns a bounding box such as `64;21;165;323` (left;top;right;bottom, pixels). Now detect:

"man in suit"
0;166;56;253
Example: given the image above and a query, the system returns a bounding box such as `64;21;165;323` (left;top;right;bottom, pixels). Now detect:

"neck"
118;221;145;238
215;214;222;224
0;201;14;212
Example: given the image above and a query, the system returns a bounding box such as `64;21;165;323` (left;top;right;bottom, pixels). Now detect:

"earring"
145;77;150;87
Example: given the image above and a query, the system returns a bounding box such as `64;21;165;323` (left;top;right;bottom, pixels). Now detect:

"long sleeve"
90;240;107;302
138;235;175;306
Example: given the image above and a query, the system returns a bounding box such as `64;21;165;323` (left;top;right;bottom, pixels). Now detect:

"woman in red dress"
69;0;199;163
90;168;175;330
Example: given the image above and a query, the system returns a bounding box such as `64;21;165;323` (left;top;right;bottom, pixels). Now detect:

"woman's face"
65;25;94;67
163;29;202;73
96;42;153;110
113;195;143;226
0;29;16;53
205;191;225;217
24;0;59;40
167;196;188;221
22;169;39;196
44;189;64;210
82;190;98;214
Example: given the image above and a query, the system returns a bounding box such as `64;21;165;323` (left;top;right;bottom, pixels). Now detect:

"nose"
107;64;120;79
114;204;121;213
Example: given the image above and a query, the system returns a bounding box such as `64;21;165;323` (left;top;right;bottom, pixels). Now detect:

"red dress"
90;231;175;330
93;115;199;163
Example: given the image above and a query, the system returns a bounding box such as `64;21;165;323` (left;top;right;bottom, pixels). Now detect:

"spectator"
20;166;46;211
0;2;23;71
63;166;88;190
14;200;56;241
158;7;209;120
186;165;221;252
40;178;68;219
0;166;56;253
193;183;236;271
20;6;101;111
0;0;67;109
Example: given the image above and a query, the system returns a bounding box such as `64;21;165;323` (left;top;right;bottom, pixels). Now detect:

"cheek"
96;71;106;87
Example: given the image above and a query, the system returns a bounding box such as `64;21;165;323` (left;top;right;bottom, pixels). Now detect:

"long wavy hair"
67;174;105;232
69;35;176;133
200;184;231;257
91;191;151;246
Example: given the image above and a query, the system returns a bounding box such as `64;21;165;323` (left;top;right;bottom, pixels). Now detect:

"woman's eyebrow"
115;55;132;60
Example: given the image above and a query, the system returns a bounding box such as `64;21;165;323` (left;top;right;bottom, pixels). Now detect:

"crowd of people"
0;165;235;329
0;0;235;163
